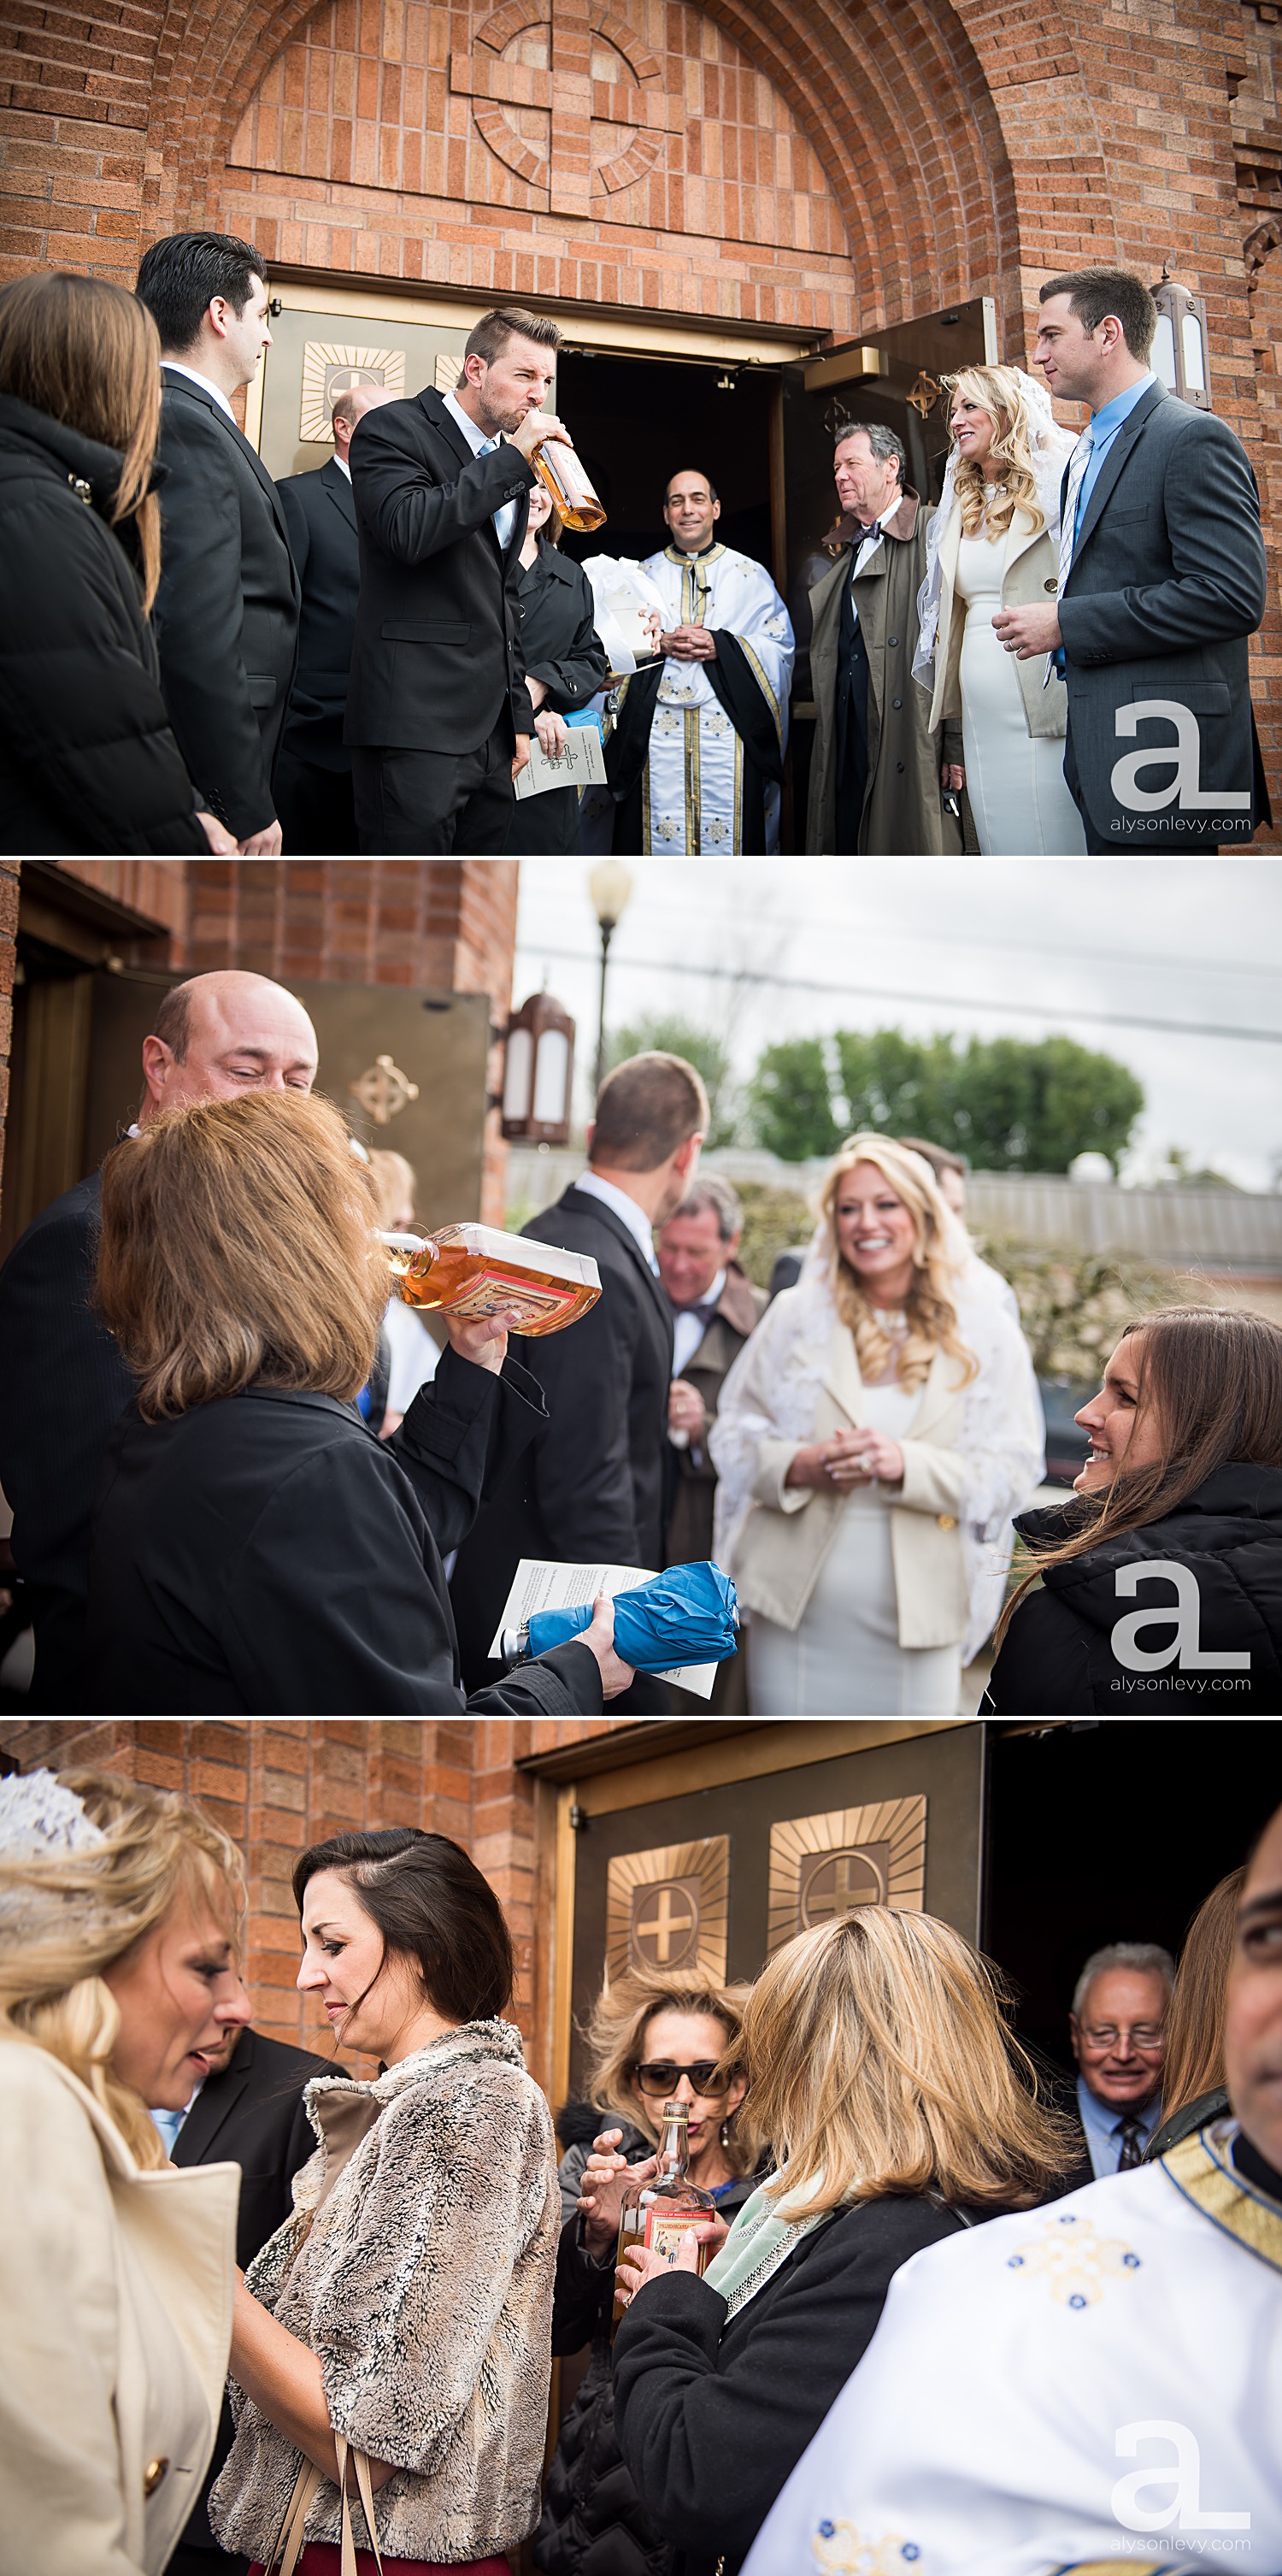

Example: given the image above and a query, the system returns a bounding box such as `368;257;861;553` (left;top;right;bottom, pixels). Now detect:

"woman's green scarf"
703;2168;834;2319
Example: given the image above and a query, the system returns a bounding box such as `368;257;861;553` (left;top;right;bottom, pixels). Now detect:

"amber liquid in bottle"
614;2102;715;2329
381;1224;601;1338
532;437;606;533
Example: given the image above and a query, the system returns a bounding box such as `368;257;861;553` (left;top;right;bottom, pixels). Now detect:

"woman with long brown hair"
983;1306;1282;1712
711;1135;1044;1713
0;269;226;852
85;1087;632;1714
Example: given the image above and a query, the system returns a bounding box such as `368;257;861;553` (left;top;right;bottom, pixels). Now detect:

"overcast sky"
512;858;1282;1189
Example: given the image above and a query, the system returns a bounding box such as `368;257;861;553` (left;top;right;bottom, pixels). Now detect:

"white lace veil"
912;367;1077;690
0;1767;110;1949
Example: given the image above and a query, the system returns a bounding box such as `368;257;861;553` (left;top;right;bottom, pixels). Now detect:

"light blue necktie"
151;2106;183;2157
480;435;519;554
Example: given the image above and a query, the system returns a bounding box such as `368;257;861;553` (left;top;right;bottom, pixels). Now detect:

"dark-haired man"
345;305;573;852
992;265;1269;851
807;423;962;854
136;233;301;852
273;381;397;853
450;1052;708;1707
607;468;794;853
0;970;319;1710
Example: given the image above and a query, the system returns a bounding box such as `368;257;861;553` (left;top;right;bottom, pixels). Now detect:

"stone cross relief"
450;0;688;215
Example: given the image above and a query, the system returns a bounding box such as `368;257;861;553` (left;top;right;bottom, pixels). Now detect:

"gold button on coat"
937;1513;957;1530
144;2459;169;2497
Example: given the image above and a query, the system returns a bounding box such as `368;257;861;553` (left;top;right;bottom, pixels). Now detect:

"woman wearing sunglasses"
535;1970;764;2576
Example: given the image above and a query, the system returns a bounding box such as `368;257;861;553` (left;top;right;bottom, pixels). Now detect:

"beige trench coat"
0;2037;239;2576
925;510;1069;740
806;489;964;856
728;1324;971;1649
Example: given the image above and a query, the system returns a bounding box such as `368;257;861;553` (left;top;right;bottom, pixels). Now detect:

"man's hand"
239;820;284;855
512;733;531;781
197;809;238;852
992;603;1062;658
444;1306;524;1375
576;1594;635;1702
940;763;965;793
511;409;570;463
534;708;570;759
659;622;717;662
669;1378;709;1442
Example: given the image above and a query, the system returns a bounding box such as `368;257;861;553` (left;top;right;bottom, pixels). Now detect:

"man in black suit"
273;380;396;853
346;304;573;852
450;1052;708;1711
163;2002;332;2576
995;265;1269;851
0;970;318;1712
136;232;301;854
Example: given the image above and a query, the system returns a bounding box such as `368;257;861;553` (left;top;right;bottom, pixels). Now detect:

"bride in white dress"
914;364;1084;856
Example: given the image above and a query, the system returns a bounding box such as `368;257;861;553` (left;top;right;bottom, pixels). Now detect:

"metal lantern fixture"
500;990;577;1146
1151;264;1212;410
588;861;633;1098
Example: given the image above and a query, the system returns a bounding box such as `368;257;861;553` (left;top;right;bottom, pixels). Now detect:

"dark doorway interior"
982;1719;1278;2084
553;351;774;576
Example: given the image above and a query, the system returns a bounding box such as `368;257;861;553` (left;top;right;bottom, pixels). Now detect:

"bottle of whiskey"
615;2101;716;2317
532;435;606;533
379;1223;601;1338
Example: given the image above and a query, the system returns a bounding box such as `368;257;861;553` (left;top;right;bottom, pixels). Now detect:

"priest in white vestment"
607;468;795;854
743;1804;1282;2576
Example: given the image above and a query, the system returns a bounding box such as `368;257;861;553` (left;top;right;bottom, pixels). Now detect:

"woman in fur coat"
210;1827;562;2576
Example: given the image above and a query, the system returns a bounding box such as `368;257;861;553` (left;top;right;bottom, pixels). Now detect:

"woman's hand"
614;2217;726;2314
573;1595;635;1701
534;707;570;759
444;1306;525;1375
577;2131;656;2255
784;1431;904;1491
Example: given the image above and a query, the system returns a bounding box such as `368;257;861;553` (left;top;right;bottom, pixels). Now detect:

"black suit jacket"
0;1172;132;1712
450;1186;675;1689
345;386;536;752
85;1352;603;1716
1056;381;1269;845
152;369;301;838
276;457;361;773
172;2025;332;2555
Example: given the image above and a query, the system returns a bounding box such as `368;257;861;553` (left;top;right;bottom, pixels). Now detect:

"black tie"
1116;2117;1145;2171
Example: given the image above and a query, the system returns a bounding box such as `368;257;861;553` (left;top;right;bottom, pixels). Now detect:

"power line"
511;943;1282;1046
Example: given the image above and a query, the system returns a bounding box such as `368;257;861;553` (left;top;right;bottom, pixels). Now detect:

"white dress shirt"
574;1170;661;1275
333;453;351;483
442;388;520;552
161;361;237;427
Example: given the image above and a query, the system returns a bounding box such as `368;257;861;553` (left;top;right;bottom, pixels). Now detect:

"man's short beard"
474;386;524;439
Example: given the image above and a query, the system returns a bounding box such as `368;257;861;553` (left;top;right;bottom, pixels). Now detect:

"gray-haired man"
806;421;962;855
1067;1938;1175;2176
656;1173;764;1712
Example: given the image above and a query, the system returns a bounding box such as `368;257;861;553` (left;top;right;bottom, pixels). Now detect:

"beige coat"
0;2037;238;2576
728;1326;971;1648
806;489;964;857
926;510;1068;740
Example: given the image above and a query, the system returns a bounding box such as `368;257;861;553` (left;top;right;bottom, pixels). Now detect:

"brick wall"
0;1716;633;2087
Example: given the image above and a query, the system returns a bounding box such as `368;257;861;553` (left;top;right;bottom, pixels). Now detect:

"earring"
720;2119;730;2147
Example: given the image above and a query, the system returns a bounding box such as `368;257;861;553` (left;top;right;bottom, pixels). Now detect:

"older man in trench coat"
807;421;962;855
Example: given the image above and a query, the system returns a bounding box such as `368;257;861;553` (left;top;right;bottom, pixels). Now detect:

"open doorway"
553;349;776;575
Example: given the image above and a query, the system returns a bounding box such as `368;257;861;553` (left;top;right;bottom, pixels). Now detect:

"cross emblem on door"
799;1847;888;1925
451;0;687;217
631;1880;699;1966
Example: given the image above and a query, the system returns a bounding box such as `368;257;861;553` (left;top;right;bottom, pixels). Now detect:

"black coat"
152;368;301;840
85;1349;605;1717
981;1462;1282;1714
276;457;361;773
449;1187;675;1693
171;2025;331;2559
1057;383;1269;846
0;396;204;854
504;539;609;853
0;1173;135;1712
346;387;536;752
611;2193;992;2576
538;2110;761;2576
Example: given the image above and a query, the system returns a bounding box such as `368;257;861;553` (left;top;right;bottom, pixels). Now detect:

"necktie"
151;2106;183;2157
1115;2115;1145;2171
1057;425;1093;596
481;435;518;554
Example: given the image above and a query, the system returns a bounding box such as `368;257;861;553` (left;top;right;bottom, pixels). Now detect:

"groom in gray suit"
994;266;1268;852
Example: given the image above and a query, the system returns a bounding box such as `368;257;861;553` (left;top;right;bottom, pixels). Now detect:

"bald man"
0;970;319;1711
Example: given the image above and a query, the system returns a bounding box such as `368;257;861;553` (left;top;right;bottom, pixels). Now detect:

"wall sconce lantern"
1151;264;1212;410
501;989;576;1145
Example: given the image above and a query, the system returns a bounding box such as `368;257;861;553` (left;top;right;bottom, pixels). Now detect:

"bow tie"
686;1299;720;1327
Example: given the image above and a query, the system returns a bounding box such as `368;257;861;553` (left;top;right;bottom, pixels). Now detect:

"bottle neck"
655;2108;691;2182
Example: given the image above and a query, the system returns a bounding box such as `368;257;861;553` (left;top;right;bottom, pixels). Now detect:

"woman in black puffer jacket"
0;270;214;854
983;1306;1282;1715
536;1972;764;2576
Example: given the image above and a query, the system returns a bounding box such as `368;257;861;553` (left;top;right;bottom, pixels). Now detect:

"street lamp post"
588;861;633;1099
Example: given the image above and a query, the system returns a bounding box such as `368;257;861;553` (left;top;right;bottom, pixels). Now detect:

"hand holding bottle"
578;2131;656;2255
615;2214;730;2312
444;1306;525;1375
511;408;571;463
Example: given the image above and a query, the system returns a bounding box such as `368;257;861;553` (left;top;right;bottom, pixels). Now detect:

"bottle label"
443;1268;578;1323
644;2208;706;2269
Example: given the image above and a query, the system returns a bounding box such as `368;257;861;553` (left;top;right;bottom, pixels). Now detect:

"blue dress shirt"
1076;2073;1161;2178
1073;370;1157;538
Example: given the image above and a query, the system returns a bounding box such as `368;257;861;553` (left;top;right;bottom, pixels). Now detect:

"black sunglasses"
632;2059;736;2098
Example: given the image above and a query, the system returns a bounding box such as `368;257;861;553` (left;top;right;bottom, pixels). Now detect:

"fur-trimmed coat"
210;2019;560;2564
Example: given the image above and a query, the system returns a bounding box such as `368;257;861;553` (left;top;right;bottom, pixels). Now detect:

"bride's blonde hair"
818;1134;977;1393
0;1770;245;2168
947;364;1046;543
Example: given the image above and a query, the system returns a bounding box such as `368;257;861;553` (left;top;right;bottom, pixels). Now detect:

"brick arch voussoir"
943;0;1119;333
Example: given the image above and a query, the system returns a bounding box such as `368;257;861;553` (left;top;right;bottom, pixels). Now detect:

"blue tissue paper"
526;1561;737;1671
